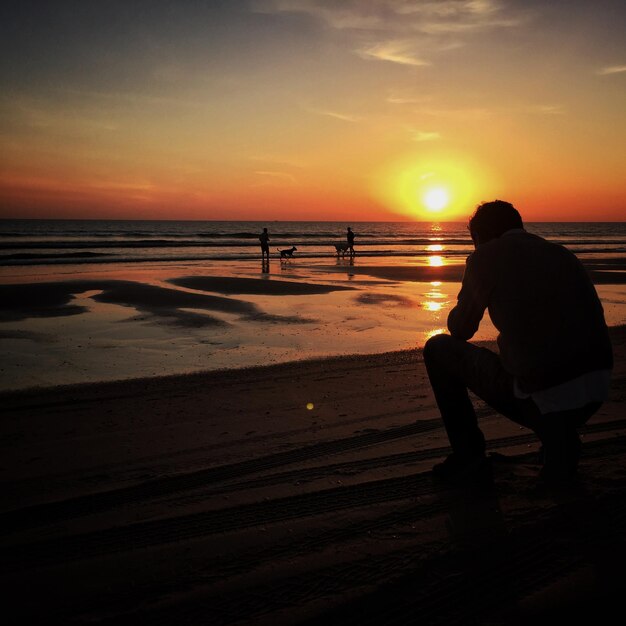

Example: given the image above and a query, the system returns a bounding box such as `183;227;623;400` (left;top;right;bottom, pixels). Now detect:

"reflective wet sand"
1;257;624;390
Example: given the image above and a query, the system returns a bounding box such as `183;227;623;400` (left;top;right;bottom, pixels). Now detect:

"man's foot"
432;453;492;485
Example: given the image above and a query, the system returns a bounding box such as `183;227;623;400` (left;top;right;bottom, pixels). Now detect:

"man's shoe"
432;453;492;484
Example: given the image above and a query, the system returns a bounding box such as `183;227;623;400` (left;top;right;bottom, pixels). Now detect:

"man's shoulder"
468;231;543;267
503;231;575;258
472;231;581;274
476;231;554;255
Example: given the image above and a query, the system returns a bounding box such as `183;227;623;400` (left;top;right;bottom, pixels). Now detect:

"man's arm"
447;252;491;341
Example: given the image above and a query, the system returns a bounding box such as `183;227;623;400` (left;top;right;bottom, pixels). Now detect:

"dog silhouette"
334;243;349;257
278;246;297;259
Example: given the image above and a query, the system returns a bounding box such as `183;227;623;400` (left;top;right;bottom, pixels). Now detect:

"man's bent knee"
423;333;456;364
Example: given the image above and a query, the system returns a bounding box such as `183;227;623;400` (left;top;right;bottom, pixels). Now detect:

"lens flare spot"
306;402;314;410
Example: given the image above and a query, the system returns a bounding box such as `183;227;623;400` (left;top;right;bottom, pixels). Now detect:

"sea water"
1;220;625;267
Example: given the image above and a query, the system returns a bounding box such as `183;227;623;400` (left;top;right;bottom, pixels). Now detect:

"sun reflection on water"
428;255;445;267
422;278;449;340
425;328;446;340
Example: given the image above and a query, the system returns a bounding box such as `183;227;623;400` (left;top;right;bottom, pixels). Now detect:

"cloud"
254;170;297;183
597;65;626;75
414;106;492;119
411;130;441;141
357;41;430;67
253;0;388;30
305;108;362;122
61;87;205;109
529;104;565;115
386;93;433;104
251;171;297;188
254;1;528;68
248;154;305;168
1;94;120;135
255;0;526;35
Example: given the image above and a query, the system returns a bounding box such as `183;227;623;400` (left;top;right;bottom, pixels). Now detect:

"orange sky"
1;1;625;221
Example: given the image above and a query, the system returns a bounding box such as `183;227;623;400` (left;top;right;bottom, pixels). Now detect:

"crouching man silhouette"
424;200;613;484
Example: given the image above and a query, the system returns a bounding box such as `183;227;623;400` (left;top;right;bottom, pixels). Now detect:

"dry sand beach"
1;266;626;624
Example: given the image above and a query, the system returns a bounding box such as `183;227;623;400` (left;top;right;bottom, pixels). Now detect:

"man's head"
469;200;523;246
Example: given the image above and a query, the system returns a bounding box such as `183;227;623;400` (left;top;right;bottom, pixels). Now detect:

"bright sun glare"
423;188;449;212
376;155;490;220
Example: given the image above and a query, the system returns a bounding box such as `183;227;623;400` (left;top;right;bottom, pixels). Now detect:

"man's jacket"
448;230;613;392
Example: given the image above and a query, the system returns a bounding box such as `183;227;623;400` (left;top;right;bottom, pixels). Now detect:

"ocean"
1;220;625;267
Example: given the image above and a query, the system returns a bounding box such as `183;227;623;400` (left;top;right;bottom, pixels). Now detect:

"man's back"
449;230;612;391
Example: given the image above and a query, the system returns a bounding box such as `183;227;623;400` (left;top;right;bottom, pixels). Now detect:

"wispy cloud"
305;107;362;122
89;180;155;192
357;41;430;67
386;92;433;104
58;87;204;109
529;104;566;115
414;106;492;119
1;94;120;134
254;0;528;50
411;130;441;142
254;1;529;70
248;155;305;169
253;0;387;30
597;65;626;75
254;1;522;33
251;170;297;187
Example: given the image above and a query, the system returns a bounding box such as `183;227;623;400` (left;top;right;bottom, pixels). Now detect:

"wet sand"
1;325;625;624
1;259;625;390
0;261;473;390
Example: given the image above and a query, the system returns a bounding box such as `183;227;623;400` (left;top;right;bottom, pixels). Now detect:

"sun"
374;153;494;221
423;187;449;212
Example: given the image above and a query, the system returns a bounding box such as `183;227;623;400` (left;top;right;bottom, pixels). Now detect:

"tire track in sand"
3;418;625;535
90;487;626;626
4;434;626;574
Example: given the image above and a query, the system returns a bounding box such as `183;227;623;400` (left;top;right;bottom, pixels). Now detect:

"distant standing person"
259;227;270;261
347;227;355;256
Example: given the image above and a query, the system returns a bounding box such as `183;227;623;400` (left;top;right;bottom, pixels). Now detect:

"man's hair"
468;200;523;243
